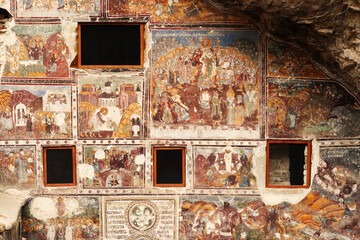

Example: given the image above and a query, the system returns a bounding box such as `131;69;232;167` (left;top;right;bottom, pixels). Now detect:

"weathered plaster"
0;189;29;231
253;140;320;206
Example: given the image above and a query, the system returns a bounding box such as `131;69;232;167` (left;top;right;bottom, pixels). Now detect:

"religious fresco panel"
194;146;256;189
78;75;142;139
267;79;360;139
267;40;327;79
107;0;249;23
0;85;72;139
104;197;176;239
150;29;261;139
14;0;101;19
3;24;70;79
83;145;145;188
0;146;35;189
21;196;100;239
291;147;360;240
180;196;270;239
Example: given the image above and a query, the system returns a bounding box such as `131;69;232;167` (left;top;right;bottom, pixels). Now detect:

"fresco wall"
3;24;71;79
0;84;72;139
150;29;261;139
267;79;360;139
0;0;359;239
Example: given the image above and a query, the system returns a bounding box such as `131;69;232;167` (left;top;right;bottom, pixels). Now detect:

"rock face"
205;0;360;98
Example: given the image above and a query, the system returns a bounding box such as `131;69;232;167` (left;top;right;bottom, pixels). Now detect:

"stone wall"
0;0;359;239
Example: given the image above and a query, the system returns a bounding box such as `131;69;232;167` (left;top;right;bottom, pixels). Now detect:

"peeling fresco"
180;196;269;239
83;145;145;188
4;24;70;79
104;198;176;239
0;146;35;189
150;29;260;139
21;197;100;240
0;85;71;139
267;79;360;138
78;75;142;139
107;0;248;23
15;0;101;18
267;40;327;79
194;146;256;189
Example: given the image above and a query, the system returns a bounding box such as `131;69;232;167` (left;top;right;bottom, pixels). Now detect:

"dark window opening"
153;147;185;187
78;23;144;68
267;140;311;188
43;146;76;186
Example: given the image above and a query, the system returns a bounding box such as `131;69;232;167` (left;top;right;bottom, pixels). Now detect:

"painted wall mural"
150;29;260;139
78;75;142;139
180;196;270;239
0;85;71;139
21;197;100;240
0;146;35;188
104;197;176;239
4;24;70;79
83;145;145;188
194;146;256;189
267;79;360;138
107;0;248;23
15;0;101;18
267;40;327;79
290;147;360;240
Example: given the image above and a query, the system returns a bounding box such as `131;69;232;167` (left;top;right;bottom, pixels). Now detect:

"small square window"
266;140;311;188
78;23;145;69
43;146;76;187
153;147;185;187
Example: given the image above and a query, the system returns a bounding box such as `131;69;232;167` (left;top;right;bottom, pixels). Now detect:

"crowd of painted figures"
151;36;259;127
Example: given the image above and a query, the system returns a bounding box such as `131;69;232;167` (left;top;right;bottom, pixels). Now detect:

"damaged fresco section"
267;79;360;139
83;145;145;188
78;75;142;139
180;196;270;239
267;40;327;79
0;146;35;189
0;85;71;139
15;0;101;19
21;196;100;239
3;24;70;79
104;197;176;240
107;0;248;23
150;29;260;139
194;146;256;189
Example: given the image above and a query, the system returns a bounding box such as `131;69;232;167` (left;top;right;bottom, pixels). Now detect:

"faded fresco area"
290;147;360;240
194;146;256;189
83;145;145;188
104;198;175;239
0;85;71;139
267;79;360;138
4;24;70;79
0;146;35;189
107;0;248;22
21;197;100;239
78;75;142;139
15;0;101;18
180;196;270;239
267;40;327;79
151;29;260;138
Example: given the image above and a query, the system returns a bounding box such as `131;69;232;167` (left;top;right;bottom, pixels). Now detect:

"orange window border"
43;146;77;187
77;22;145;69
153;147;186;187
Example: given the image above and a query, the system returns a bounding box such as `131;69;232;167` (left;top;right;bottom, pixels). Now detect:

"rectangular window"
78;23;145;68
43;146;76;187
153;147;185;187
266;140;311;188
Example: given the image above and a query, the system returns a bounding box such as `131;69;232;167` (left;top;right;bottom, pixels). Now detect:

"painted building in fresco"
0;0;359;240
